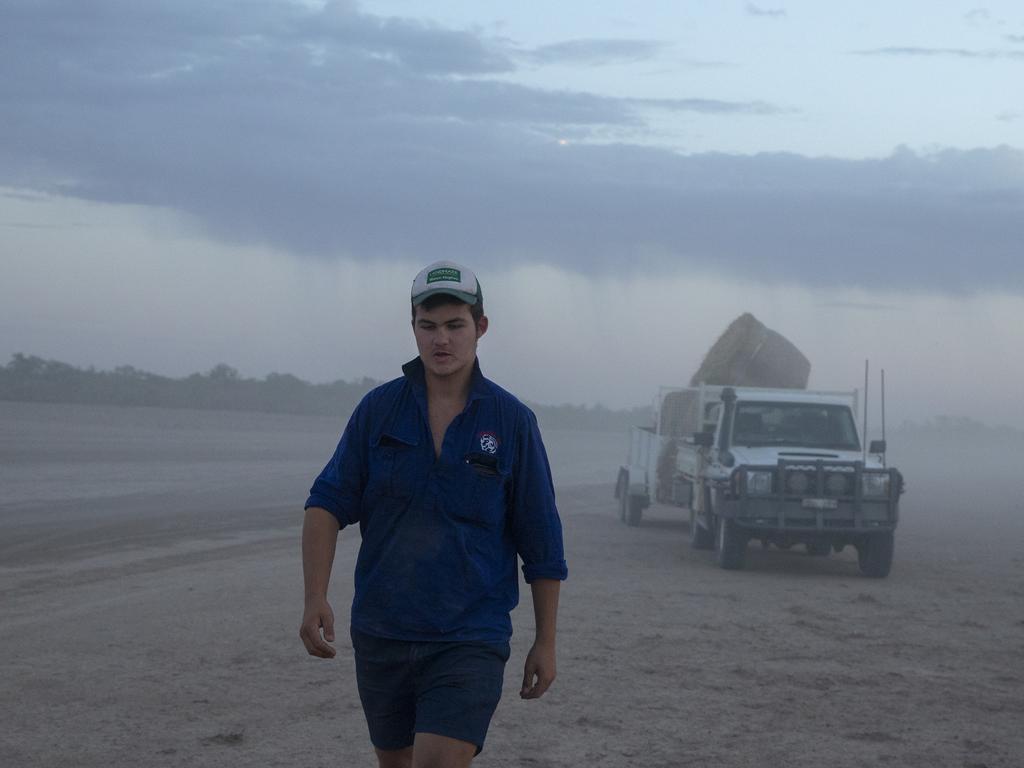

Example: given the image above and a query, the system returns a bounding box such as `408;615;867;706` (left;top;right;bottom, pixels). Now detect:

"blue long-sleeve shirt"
305;357;568;644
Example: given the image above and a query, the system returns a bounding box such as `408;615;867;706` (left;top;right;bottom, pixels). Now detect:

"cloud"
676;58;735;69
816;301;904;312
629;97;786;115
1007;34;1024;43
520;38;671;66
853;46;1024;60
745;3;787;19
997;110;1021;122
0;1;1021;295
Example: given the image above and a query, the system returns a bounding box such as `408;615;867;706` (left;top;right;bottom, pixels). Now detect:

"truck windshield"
731;402;860;451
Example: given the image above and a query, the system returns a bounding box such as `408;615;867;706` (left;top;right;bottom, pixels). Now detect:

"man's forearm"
302;507;340;600
529;578;561;646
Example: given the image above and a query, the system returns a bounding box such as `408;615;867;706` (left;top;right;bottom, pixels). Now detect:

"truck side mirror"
869;439;887;454
693;431;714;448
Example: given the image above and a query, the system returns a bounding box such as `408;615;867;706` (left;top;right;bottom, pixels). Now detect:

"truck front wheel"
857;532;894;578
716;516;747;570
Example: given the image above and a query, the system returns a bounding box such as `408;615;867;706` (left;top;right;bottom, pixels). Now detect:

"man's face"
413;301;488;381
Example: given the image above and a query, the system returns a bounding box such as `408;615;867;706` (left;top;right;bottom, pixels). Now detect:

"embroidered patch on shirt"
477;431;499;454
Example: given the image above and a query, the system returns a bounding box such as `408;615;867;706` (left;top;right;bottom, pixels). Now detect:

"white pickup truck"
615;384;903;577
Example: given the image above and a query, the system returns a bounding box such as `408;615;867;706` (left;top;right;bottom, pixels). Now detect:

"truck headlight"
786;471;810;494
746;470;773;496
861;473;890;498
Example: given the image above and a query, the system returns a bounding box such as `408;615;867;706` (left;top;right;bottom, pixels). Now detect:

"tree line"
0;354;649;432
0;354;377;417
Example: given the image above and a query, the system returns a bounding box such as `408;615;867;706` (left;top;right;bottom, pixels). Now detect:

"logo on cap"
427;267;461;284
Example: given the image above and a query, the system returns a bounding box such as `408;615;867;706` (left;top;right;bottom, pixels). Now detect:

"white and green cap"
411;260;481;306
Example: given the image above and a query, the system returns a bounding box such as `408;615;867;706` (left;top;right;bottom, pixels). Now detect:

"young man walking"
299;261;567;767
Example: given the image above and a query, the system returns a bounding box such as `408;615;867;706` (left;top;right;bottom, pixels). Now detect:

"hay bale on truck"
652;314;811;509
657;313;810;436
690;312;810;390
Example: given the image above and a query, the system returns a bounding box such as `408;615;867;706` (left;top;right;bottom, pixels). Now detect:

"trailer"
615;384;722;525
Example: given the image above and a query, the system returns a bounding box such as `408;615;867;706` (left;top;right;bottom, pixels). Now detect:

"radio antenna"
862;359;869;464
881;368;887;468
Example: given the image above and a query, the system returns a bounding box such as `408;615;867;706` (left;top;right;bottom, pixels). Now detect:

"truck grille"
729;460;901;532
779;463;856;498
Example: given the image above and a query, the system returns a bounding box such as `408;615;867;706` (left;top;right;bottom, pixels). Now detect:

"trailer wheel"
716;516;747;570
625;494;643;527
689;504;714;550
614;468;628;500
857;532;894;578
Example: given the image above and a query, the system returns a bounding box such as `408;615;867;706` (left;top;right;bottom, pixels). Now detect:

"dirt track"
3;475;1023;768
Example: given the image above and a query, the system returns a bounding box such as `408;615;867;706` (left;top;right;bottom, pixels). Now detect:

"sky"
1;0;1023;427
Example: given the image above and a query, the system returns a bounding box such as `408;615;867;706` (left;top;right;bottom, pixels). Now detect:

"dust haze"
1;400;1022;766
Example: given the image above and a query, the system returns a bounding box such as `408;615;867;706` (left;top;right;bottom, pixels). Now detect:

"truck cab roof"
729;388;857;410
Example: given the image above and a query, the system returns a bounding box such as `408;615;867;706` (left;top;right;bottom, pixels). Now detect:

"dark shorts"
351;628;511;754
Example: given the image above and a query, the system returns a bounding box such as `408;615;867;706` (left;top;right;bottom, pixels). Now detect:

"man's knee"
412;732;477;768
376;746;413;768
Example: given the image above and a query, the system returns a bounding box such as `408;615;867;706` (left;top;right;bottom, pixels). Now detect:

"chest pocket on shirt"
461;451;509;527
371;433;420;500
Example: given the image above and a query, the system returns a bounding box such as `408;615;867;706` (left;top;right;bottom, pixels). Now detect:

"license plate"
802;498;838;510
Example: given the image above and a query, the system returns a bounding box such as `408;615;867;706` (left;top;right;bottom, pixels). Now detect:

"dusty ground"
2;405;1024;765
2;404;1023;767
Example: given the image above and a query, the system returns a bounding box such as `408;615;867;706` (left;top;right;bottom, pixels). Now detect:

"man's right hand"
299;597;337;659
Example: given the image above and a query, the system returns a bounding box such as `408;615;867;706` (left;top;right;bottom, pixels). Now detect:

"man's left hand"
520;641;556;699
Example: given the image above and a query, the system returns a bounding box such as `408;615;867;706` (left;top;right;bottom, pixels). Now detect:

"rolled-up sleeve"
510;410;568;583
304;396;370;529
